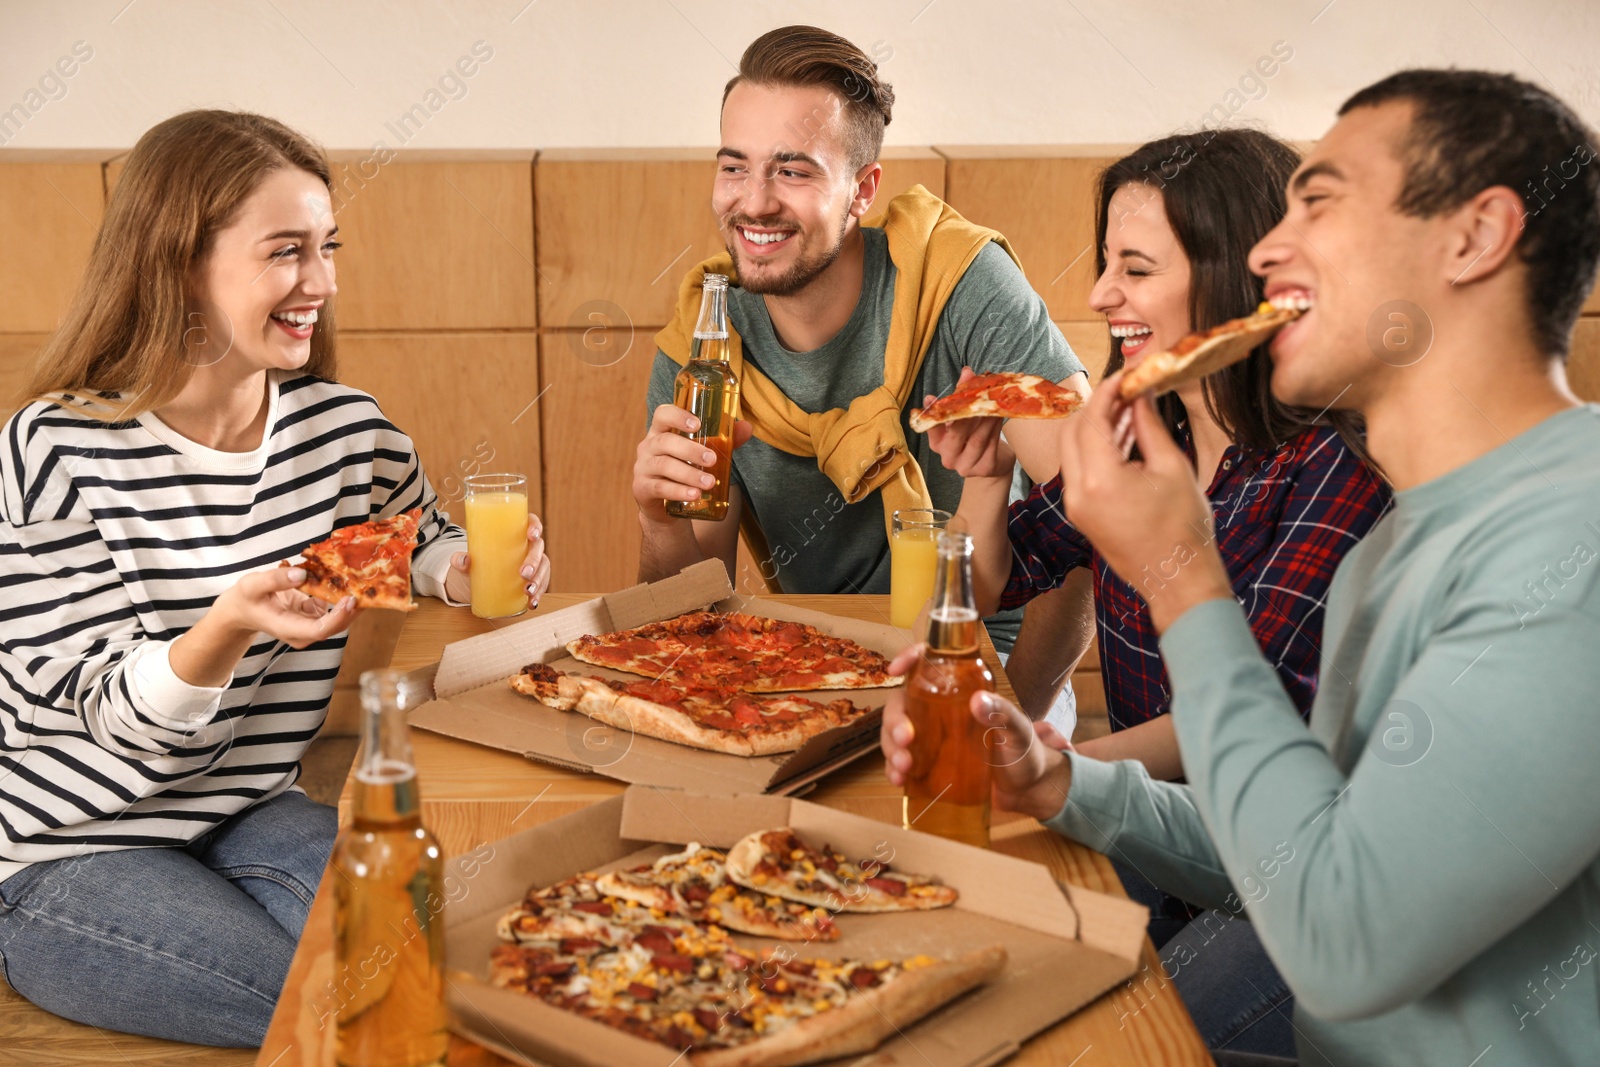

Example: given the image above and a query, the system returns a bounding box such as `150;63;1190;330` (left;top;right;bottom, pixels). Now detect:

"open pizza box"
442;786;1149;1067
406;560;906;795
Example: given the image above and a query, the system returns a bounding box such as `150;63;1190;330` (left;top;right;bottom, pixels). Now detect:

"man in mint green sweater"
883;70;1600;1065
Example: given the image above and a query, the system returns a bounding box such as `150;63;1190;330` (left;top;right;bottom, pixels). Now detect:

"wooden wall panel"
536;150;722;336
1566;317;1600;402
0;334;46;424
330;160;536;330
538;330;656;594
337;332;543;516
0;164;104;332
940;149;1122;322
536;148;947;333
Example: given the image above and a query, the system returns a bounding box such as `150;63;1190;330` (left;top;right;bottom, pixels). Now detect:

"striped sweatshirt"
0;370;465;881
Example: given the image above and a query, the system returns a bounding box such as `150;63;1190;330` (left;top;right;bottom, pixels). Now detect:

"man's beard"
724;207;852;297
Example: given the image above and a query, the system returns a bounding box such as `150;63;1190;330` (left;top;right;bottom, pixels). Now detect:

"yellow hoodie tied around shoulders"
655;185;1022;549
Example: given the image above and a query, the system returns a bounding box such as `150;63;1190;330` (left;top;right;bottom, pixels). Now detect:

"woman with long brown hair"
0;110;549;1046
913;129;1391;1057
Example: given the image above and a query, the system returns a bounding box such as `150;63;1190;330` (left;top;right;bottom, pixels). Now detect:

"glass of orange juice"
464;473;529;619
890;508;951;630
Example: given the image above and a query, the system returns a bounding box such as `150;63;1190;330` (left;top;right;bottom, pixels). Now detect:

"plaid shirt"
1002;426;1391;733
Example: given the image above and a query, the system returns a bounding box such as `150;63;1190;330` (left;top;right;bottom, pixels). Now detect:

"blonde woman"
0;111;549;1046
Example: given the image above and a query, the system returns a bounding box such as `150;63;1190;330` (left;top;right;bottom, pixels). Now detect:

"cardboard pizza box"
442;786;1149;1067
405;560;905;795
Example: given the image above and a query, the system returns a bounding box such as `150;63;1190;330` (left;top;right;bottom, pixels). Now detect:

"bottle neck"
690;335;732;364
354;670;422;824
693;279;730;362
925;538;980;655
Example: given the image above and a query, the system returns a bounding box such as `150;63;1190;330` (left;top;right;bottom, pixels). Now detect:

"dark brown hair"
28;109;337;421
723;25;894;172
1340;69;1599;358
1097;128;1369;459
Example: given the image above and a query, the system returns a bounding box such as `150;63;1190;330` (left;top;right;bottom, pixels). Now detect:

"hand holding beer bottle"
631;274;754;525
881;534;1076;828
896;530;996;846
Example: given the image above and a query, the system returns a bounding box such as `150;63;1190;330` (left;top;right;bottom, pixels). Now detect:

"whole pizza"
564;612;900;693
488;829;998;1066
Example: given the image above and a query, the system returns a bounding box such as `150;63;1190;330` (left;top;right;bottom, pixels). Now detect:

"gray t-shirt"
648;226;1082;651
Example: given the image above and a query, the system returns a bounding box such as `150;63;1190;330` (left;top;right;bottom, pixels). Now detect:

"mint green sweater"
1051;406;1600;1066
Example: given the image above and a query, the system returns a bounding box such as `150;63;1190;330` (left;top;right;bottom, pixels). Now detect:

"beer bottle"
666;273;740;521
332;670;449;1067
901;531;996;847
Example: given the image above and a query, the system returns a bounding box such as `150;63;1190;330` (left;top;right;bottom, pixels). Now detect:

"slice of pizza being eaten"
1117;300;1305;400
511;663;872;758
283;507;421;612
908;372;1085;433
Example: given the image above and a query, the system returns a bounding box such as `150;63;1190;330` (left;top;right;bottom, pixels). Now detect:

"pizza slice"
284;507;422;611
510;663;872;758
908;372;1085;433
565;611;900;693
1117;300;1304;400
496;870;716;949
726;828;959;913
488;938;1007;1066
594;843;840;942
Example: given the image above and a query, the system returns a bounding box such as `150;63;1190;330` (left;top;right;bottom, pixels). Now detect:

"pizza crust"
1118;305;1301;400
518;669;759;757
689;946;1007;1067
511;665;868;759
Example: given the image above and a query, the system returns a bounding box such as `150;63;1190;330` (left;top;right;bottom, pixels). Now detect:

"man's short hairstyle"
1340;69;1600;357
722;25;894;173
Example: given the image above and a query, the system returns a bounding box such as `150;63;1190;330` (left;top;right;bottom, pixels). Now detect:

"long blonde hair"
28;110;338;421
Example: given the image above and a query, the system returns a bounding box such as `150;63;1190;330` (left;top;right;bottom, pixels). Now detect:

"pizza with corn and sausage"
488;839;1002;1066
725;829;959;913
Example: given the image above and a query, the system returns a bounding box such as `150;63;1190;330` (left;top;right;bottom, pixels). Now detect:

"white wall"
0;0;1594;152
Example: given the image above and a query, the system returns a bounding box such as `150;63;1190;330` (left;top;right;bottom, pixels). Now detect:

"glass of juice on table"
889;508;950;630
464;473;528;619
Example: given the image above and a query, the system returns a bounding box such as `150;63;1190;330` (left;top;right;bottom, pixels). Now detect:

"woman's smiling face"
1089;182;1193;370
185;166;338;374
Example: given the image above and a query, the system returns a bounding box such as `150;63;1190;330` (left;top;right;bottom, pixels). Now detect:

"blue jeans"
1112;858;1297;1058
0;790;336;1047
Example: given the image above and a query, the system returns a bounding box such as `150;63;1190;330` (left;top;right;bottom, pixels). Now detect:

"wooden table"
258;595;1210;1067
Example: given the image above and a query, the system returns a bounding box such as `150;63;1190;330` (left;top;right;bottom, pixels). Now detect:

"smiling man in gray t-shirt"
631;26;1087;671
